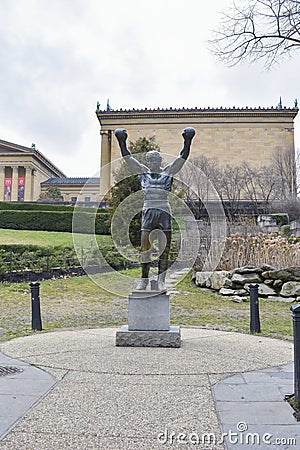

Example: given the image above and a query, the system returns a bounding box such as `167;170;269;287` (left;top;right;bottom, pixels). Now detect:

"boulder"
235;289;248;296
232;273;262;284
234;266;263;274
244;283;276;296
219;287;248;296
280;281;300;297
264;279;274;285
219;288;236;296
194;272;212;287
223;277;234;288
194;271;231;290
232;296;248;303
209;271;232;290
259;263;276;272
267;296;295;303
265;267;300;282
273;279;283;288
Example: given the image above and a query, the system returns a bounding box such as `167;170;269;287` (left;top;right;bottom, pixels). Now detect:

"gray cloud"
0;0;299;175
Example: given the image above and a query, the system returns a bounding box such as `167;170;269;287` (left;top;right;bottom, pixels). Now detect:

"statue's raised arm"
164;127;195;175
114;128;148;174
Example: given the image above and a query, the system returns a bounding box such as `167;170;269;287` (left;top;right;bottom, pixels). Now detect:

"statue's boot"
136;262;151;290
157;272;167;291
157;256;168;291
136;278;149;290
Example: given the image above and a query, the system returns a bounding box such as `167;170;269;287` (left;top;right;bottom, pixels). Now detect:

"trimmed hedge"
0;202;108;213
0;211;110;234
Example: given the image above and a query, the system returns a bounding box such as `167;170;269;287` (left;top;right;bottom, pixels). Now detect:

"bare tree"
271;146;297;198
177;155;220;219
179;150;298;221
215;164;246;218
268;146;300;219
241;162;278;209
210;0;300;67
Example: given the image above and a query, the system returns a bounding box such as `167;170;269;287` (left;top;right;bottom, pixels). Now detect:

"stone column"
0;166;5;201
11;166;19;202
24;166;33;201
99;130;112;197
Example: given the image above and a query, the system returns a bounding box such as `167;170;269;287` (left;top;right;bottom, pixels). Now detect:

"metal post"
30;282;42;330
249;284;260;333
291;304;300;409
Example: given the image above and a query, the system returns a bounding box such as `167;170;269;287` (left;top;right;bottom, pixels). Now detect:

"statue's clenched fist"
114;128;128;144
182;127;196;142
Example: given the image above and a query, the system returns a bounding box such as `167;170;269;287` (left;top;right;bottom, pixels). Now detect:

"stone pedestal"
116;325;181;347
116;290;181;347
128;290;169;331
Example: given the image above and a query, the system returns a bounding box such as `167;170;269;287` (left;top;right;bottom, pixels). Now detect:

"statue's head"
146;151;162;171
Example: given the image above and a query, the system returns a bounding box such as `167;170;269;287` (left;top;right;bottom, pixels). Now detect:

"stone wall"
193;265;300;302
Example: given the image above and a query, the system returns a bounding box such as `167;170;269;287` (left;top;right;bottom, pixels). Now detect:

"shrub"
0;202;108;213
0;245;80;273
271;213;289;226
281;224;291;237
0;242;131;275
0;211;110;234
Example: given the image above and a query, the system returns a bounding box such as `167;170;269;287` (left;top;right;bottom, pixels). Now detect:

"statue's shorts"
141;208;172;231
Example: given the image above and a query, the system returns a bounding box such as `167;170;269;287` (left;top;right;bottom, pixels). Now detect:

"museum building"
40;177;100;203
0;139;101;203
96;106;298;196
0;139;66;202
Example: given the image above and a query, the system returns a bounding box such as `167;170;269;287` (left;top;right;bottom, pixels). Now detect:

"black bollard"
249;284;261;333
291;304;300;409
30;282;42;331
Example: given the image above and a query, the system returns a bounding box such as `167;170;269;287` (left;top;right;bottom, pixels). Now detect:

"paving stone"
216;401;296;425
214;383;283;402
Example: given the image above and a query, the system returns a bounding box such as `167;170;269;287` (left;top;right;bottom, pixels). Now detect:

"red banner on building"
18;177;25;201
4;178;12;202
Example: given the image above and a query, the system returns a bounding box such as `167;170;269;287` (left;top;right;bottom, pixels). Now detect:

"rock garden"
193;265;300;302
193;231;300;303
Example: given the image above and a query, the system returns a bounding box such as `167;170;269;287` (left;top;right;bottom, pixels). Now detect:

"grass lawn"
0;269;293;343
0;228;113;247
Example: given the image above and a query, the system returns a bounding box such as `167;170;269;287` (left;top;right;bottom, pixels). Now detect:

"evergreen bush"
0;211;111;234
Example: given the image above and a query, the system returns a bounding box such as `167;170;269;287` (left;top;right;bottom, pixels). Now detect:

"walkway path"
0;328;297;449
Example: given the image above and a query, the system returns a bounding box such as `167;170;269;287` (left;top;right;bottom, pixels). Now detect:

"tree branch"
209;0;300;67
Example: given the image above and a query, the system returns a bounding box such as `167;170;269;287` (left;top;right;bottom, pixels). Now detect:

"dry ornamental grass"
216;232;300;271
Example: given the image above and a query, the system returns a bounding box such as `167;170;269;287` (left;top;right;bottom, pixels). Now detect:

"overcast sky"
0;0;299;177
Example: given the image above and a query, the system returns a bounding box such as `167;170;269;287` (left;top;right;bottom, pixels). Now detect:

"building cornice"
96;106;299;123
41;177;100;185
